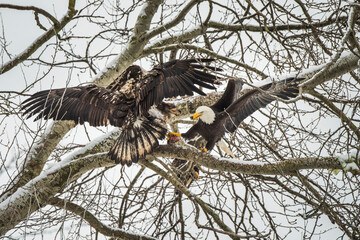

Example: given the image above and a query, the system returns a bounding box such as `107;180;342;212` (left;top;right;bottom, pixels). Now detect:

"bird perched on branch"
22;59;221;166
168;77;303;156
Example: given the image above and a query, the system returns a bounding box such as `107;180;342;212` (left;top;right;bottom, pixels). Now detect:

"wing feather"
179;74;207;95
183;72;215;91
22;85;130;127
211;79;243;113
138;59;221;112
223;77;302;132
192;69;218;82
176;76;195;95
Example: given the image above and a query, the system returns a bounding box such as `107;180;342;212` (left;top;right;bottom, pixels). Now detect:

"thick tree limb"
0;120;75;202
151;145;354;175
2;0;165;211
1;128;356;235
0;131;117;235
143;25;207;51
2;2;360;237
300;52;360;90
93;0;164;87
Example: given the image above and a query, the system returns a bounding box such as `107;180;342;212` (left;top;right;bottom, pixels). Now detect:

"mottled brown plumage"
22;59;221;166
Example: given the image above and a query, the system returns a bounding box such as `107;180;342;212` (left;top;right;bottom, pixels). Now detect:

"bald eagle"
169;77;302;155
22;59;221;166
167;79;243;190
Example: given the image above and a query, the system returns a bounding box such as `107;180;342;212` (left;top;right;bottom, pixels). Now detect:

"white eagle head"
193;106;216;124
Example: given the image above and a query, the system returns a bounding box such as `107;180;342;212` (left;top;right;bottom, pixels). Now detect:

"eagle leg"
200;147;208;153
173;160;200;195
193;166;200;180
185;166;200;187
166;132;182;143
167;131;181;137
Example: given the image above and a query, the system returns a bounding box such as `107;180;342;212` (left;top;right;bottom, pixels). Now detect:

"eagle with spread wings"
22;59;221;166
168;77;302;155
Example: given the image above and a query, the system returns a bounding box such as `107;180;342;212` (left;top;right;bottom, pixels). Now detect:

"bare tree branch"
0;0;77;75
1;1;359;238
0;4;59;26
49;197;157;240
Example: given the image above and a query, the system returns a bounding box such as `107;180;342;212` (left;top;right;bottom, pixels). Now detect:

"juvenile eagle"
169;77;302;154
22;59;221;166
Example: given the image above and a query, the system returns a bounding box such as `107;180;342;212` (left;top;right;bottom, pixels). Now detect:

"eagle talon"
167;131;182;137
200;147;208;153
166;132;182;143
194;170;200;180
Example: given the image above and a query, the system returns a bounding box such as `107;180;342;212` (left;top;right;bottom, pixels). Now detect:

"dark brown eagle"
169;77;302;155
22;59;221;166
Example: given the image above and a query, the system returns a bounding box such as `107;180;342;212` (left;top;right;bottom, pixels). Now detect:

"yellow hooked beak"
192;112;202;120
170;107;181;115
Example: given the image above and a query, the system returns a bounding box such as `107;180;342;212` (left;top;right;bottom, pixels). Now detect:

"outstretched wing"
210;79;243;113
138;59;221;112
22;84;131;127
222;77;302;132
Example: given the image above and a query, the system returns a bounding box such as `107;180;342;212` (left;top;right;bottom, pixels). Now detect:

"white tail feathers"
217;139;235;158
